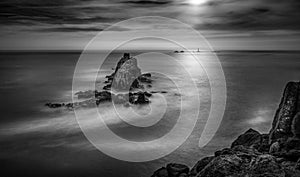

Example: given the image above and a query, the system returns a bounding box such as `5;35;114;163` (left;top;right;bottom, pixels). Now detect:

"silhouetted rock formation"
269;81;300;144
231;128;270;153
46;53;155;109
112;54;142;91
151;81;300;177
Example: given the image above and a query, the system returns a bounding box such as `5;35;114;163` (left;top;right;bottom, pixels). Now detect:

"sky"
0;0;300;51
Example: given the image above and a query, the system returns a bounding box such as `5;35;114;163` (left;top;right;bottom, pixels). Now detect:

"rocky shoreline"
45;53;160;109
151;81;300;177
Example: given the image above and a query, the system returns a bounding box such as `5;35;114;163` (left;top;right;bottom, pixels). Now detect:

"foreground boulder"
151;81;300;177
230;128;270;153
166;163;189;177
231;128;262;149
153;164;189;177
189;157;214;176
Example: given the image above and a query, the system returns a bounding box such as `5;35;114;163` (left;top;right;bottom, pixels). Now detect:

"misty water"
0;51;299;177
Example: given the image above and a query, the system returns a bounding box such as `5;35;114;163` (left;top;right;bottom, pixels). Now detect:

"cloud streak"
1;0;300;33
0;0;300;50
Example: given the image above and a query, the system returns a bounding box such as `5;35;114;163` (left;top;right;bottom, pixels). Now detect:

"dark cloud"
195;0;300;30
0;0;300;33
32;25;130;33
0;0;123;29
36;26;103;32
122;0;172;6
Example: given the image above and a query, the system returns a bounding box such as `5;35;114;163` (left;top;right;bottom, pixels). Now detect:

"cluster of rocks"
46;53;156;109
151;81;300;177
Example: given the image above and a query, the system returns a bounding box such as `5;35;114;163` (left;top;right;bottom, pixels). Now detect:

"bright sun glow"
188;0;207;5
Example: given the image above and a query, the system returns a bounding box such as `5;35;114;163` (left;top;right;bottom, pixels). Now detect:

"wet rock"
141;73;151;77
112;94;129;104
279;149;300;162
151;167;168;177
292;112;300;138
231;128;262;150
248;154;285;177
197;154;243;177
259;134;271;153
138;73;152;83
45;103;64;108
103;84;112;90
283;138;300;151
295;158;300;170
114;53;131;74
269;81;300;144
95;91;112;102
166;163;189;177
269;142;280;154
133;92;150;104
112;55;141;91
189;156;214;177
75;90;95;99
151;82;300;177
151;91;168;94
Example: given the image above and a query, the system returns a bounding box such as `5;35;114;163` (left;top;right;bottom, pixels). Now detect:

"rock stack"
151;81;300;177
45;53;153;109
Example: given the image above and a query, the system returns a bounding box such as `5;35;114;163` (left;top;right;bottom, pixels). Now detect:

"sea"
0;51;299;177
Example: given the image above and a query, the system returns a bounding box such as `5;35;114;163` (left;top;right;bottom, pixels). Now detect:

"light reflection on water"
0;52;300;176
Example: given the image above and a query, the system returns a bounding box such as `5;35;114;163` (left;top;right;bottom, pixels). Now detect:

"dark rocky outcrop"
111;55;141;91
269;81;300;143
231;128;262;149
152;164;189;177
189;157;214;176
166;164;189;177
46;53;155;109
152;167;169;177
151;82;300;177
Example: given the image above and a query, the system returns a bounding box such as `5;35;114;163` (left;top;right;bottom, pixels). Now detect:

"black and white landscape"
0;0;300;177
